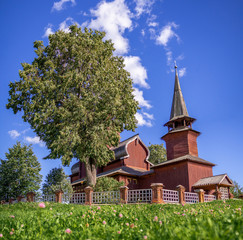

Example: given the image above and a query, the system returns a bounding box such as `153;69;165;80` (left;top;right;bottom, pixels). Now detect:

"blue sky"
1;0;243;187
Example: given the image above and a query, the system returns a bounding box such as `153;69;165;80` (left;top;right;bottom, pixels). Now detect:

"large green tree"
7;25;138;187
148;143;167;165
0;142;42;201
42;167;73;195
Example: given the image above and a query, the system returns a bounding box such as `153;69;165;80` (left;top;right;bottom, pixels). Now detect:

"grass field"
0;199;242;239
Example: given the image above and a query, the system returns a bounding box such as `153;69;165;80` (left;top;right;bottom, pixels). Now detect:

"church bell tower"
162;65;200;160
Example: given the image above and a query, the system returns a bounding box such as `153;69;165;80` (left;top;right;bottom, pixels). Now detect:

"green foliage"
42;168;73;195
230;181;243;198
7;25;139;186
148;143;167;165
94;177;124;192
0;142;42;201
0;200;242;239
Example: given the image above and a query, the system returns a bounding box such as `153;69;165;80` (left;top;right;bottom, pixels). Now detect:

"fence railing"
33;195;56;202
42;195;56;202
127;189;152;203
185;192;199;204
61;193;86;204
70;193;86;204
2;183;230;205
204;194;216;202
92;191;120;204
163;189;179;203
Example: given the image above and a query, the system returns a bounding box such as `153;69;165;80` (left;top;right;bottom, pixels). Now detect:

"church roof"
193;174;233;187
97;166;154;178
71;162;79;174
151;154;215;168
170;65;189;120
110;134;151;164
71;166;154;185
110;134;140;160
71;134;152;175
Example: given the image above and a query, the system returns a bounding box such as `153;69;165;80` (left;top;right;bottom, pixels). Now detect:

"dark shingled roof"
151;154;215;168
110;134;140;160
97;166;154;178
71;134;143;174
71;162;79;174
193;174;233;187
110;134;151;164
170;65;189;120
71;166;154;185
71;134;152;176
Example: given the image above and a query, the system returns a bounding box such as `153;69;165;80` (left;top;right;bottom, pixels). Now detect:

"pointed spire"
170;64;189;120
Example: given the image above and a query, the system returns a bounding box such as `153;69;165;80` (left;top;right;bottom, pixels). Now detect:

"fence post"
84;186;93;205
27;192;36;202
195;189;204;203
120;186;128;204
214;190;221;200
55;190;63;203
151;183;164;204
176;185;185;205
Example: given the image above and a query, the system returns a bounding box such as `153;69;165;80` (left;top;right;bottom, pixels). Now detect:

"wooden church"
70;65;233;196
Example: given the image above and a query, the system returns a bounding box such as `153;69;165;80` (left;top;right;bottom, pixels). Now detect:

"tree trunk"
85;158;97;187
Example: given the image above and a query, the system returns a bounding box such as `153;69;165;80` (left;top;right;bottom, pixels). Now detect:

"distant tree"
7;25;138;187
42;167;73;195
148;143;167;165
230;181;243;198
94;177;124;192
0;142;42;201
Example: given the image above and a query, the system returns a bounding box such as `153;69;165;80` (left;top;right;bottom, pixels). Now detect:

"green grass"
0;200;242;239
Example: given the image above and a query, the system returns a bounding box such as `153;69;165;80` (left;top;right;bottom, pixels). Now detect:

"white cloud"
179;67;186;77
43;24;54;38
135;112;152;127
21;128;30;134
52;0;76;11
124;56;149;88
148;28;156;39
25;136;45;147
89;0;132;55
166;50;173;66
59;17;79;33
8;130;20;139
79;11;89;17
141;29;145;36
147;14;158;27
133;88;152;109
134;0;155;17
148;22;158;27
143;112;154;120
176;54;184;61
156;22;179;46
81;21;89;29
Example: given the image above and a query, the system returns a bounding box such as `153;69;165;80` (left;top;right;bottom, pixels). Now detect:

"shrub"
94;177;124;192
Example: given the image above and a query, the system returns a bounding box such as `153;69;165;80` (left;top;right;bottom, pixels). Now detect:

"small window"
133;179;138;184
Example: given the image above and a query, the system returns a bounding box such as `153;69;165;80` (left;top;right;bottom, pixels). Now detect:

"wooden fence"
3;183;228;205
